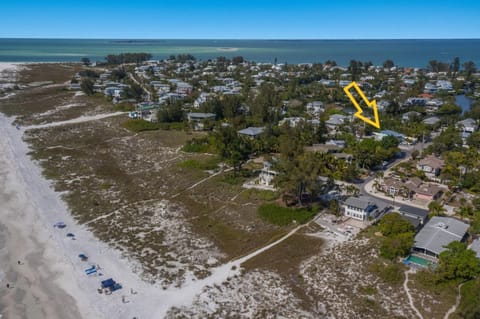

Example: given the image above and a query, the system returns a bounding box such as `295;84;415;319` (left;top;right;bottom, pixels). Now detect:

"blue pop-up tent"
101;278;116;289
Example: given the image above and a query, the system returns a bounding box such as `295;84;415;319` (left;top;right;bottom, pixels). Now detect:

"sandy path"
443;283;464;319
24;112;127;130
403;269;424;319
154;223;306;317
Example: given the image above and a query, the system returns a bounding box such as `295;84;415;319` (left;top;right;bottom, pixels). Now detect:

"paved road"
356;143;432;212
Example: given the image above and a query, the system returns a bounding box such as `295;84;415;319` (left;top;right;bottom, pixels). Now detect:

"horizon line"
1;37;480;41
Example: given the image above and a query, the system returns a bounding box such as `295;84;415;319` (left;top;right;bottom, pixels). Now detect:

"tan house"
380;176;444;201
416;155;444;182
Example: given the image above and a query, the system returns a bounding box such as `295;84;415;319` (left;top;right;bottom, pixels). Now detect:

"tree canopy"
105;53;152;65
437;241;480;281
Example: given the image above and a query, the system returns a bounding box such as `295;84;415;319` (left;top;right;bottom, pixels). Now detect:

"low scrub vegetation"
258;203;316;226
177;158;220;171
122;119;159;132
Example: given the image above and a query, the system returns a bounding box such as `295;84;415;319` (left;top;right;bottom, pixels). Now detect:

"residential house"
423;116;441;126
187;112;216;130
104;87;124;98
457;118;478;133
135;102;161;122
193;92;210;109
373;130;406;143
306;101;325;116
402;111;421;122
69;82;81;90
279;117;305;127
258;161;278;188
398;205;429;230
325;139;346;148
412;216;469;259
469;239;480;258
404;97;427;107
343;196;388;221
175;81;193;95
414;183;445;201
436;80;453;91
416;155;444;182
326;114;349;130
380;176;444;201
238;127;265;138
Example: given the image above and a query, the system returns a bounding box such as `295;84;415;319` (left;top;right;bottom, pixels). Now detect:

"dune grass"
258;203;316;226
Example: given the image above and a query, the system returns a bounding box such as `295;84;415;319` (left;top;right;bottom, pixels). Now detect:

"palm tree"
428;201;445;217
401;186;411;200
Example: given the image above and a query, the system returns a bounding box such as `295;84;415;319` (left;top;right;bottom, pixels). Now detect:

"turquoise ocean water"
0;39;479;67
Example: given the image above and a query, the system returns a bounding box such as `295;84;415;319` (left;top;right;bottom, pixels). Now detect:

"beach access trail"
0;104;306;318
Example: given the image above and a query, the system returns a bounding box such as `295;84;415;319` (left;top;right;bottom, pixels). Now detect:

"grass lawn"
122;119;159;132
258;203;317;226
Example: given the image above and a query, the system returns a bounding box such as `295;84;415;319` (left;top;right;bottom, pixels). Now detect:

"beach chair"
86;269;97;275
111;283;122;291
78;254;88;261
85;265;96;273
53;222;66;228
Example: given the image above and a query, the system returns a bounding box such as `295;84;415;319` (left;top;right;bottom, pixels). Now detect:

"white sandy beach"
0;111;305;318
0;64;310;318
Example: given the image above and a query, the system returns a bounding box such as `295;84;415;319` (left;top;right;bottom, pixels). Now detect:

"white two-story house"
343;196;380;221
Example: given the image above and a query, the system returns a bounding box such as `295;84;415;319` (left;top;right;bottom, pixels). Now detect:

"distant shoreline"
0;38;479;66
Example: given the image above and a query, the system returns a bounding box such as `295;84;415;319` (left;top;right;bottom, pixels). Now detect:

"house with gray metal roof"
469;239;480;259
398;205;429;230
343;196;389;221
412;216;469;259
237;127;265;138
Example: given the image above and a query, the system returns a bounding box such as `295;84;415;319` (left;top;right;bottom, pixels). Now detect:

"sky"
1;0;479;39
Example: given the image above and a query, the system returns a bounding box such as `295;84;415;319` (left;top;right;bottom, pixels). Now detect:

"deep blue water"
0;38;479;67
455;94;474;114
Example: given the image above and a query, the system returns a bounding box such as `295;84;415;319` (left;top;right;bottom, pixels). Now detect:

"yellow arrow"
343;81;380;129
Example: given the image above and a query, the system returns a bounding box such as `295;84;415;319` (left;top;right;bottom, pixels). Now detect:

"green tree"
428;201;445;217
80;57;90;66
348;60;361;81
381;135;400;149
438;241;480;281
411;149;420;160
123;82;144;101
232;56;244;64
379;213;414;236
251;83;280;124
80;78;94;96
452;57;460;77
430;126;462;154
380;232;414;260
110;68;127;81
429;60;439;72
214;126;251;176
463;61;477;79
467;132;480;149
383;60;394;69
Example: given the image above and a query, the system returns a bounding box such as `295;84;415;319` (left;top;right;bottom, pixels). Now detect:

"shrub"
182;137;215;153
258;203;316;226
369;262;405;286
177;157;220;171
122;119;159;132
242;189;279;201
